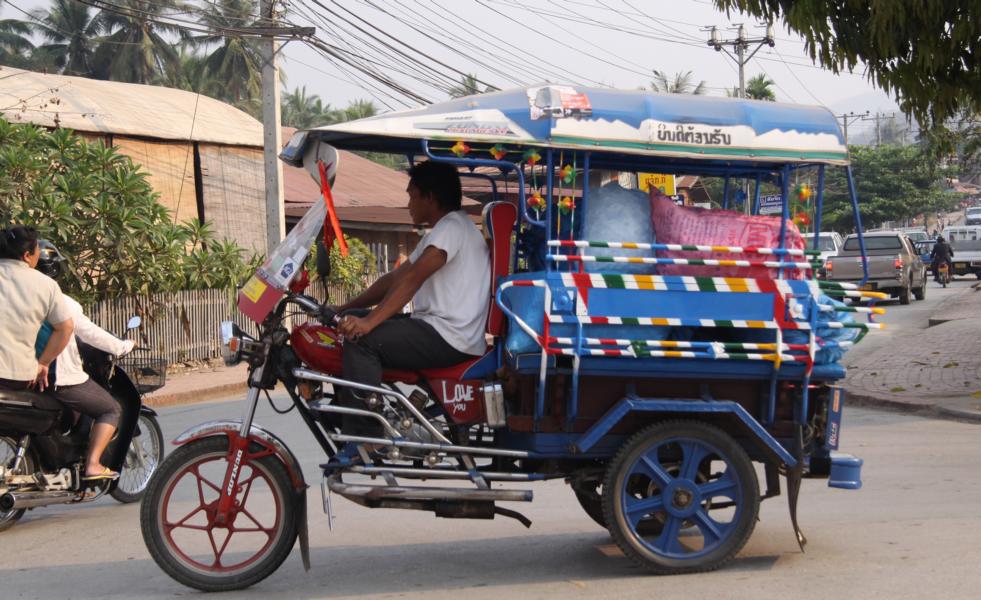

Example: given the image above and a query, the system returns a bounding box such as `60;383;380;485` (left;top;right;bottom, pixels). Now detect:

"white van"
964;206;981;226
805;231;844;263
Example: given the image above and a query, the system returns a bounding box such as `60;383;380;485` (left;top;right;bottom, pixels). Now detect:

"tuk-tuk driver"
333;160;490;436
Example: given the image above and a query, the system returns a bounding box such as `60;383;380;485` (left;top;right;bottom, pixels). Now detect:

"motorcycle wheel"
112;414;165;503
0;436;36;532
141;436;298;592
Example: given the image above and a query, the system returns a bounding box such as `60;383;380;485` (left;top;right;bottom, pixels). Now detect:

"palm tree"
282;86;337;128
448;73;487;98
650;70;706;95
745;73;776;101
0;8;34;67
91;0;187;84
30;0;104;77
191;0;263;104
341;99;378;121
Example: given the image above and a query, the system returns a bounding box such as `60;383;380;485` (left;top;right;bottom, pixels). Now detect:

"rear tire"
0;436;34;533
913;281;926;300
899;283;912;305
141;436;298;592
602;421;759;575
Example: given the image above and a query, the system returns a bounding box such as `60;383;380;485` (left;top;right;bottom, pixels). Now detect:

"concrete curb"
928;283;981;326
144;381;248;409
848;390;981;424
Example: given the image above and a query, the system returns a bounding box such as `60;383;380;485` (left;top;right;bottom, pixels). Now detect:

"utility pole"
860;112;895;147
835;111;870;146
706;23;775;98
260;0;285;253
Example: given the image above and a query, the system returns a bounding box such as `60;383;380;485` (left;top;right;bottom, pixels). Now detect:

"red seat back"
482;201;517;337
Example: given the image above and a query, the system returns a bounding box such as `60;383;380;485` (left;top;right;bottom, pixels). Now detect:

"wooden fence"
84;277;376;365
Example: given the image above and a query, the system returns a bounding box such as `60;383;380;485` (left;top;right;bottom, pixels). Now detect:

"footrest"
827;453;863;490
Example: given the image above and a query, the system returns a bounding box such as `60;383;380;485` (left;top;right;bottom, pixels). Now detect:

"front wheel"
112;413;165;503
140;436;298;592
602;421;760;575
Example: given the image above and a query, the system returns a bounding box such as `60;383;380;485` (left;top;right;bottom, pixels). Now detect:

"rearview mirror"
126;316;142;331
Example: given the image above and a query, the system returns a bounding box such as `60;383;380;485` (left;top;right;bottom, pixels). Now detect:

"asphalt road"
2;392;981;599
2;278;975;598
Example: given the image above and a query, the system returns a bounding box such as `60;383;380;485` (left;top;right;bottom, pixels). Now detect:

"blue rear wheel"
602;421;759;574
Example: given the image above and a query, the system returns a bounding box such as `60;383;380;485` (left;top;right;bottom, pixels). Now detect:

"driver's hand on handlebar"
337;314;375;341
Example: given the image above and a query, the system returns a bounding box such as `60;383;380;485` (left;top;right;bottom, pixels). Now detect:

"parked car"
965;206;981;226
806;231;843;278
825;231;927;304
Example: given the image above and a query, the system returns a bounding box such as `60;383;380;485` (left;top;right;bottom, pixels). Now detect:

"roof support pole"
261;0;285;252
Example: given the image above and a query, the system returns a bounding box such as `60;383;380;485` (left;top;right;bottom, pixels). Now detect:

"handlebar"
287;293;338;326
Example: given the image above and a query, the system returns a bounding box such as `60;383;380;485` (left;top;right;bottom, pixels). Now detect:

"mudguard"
173;419;311;570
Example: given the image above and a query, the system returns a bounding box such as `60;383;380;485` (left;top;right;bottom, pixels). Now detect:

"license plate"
859;283;876;291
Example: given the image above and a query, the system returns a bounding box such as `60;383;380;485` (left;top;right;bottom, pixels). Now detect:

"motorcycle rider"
930;235;954;282
0;225;74;393
332;161;490;443
35;241;136;480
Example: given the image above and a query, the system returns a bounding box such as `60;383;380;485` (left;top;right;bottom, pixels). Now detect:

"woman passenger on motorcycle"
0;225;74;393
35;241;135;480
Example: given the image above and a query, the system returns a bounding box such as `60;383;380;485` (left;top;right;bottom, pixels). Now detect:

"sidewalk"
845;283;981;422
144;362;249;408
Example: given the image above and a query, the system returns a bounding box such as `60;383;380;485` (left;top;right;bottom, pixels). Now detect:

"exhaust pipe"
0;490;77;511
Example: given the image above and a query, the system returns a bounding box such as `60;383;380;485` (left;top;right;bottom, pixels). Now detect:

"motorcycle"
936;261;951;287
0;316;166;530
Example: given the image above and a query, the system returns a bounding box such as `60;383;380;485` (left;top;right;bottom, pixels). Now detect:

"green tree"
29;0;104;77
650;70;706;95
91;0;186;84
0;117;258;302
712;1;980;128
282;85;337;129
821;144;961;231
745;73;776;101
191;0;263;105
341;98;379;121
0;7;34;67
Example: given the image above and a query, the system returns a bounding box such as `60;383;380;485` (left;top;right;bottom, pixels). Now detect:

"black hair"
408;160;462;212
0;225;39;260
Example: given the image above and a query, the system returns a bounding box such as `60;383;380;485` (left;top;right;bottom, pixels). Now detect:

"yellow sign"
637;173;676;195
241;276;268;303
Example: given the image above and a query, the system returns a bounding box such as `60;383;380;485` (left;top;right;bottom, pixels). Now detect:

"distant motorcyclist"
930;235;954;282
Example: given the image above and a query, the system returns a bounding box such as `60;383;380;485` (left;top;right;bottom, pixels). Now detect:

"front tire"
602;421;759;575
112;414;164;503
141;436;298;592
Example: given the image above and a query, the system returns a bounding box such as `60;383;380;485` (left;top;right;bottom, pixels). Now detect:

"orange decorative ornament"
527;191;545;211
451;141;471;157
796;183;812;202
558;196;576;215
793;211;811;227
489;144;507;160
523;149;541;165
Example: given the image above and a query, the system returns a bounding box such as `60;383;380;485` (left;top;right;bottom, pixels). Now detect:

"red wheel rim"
157;450;285;575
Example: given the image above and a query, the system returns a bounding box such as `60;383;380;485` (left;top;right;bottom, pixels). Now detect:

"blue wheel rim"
619;436;743;560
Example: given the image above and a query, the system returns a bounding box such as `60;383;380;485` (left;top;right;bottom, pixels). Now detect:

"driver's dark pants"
51;378;121;428
339;310;476;436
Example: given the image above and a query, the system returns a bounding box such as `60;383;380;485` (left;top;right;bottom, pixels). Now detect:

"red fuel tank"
290;323;344;376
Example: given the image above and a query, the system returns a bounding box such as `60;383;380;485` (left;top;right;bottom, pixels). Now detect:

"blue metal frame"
574;396;797;466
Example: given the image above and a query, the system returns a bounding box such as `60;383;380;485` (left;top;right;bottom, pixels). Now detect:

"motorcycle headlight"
220;321;261;367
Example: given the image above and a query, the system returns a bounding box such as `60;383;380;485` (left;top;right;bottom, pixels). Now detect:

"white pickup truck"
945;225;981;278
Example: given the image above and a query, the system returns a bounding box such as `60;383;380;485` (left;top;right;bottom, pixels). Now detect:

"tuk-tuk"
141;85;882;592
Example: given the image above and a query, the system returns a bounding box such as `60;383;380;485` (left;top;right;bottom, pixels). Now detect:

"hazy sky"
6;0;902;139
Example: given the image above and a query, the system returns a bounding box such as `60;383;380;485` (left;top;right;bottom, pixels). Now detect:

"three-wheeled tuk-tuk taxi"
141;85;882;591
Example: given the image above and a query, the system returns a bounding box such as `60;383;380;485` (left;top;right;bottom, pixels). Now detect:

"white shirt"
55;296;135;387
409;210;490;356
0;259;72;381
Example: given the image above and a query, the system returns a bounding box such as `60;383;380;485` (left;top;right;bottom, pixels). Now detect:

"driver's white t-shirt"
409;210;490;356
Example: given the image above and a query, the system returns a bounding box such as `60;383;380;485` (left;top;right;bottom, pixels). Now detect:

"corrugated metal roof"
0;67;263;146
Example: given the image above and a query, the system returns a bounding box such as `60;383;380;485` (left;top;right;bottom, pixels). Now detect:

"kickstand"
787;424;807;551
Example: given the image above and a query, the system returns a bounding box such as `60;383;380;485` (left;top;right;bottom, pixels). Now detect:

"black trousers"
339;311;476;434
52;378;122;427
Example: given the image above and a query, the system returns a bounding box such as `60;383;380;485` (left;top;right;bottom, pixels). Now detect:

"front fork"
215;366;265;525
